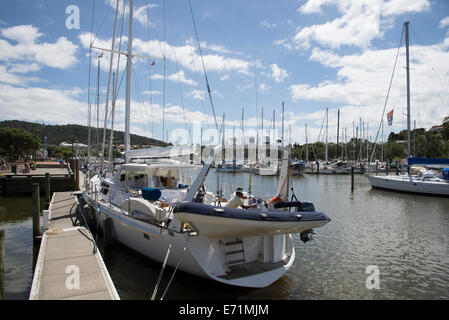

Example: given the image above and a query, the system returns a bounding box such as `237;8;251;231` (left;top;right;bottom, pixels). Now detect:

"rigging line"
178;1;209;129
132;65;150;136
162;0;166;142
166;0;190;144
370;26;404;163
87;0;96;160
410;24;448;117
145;0;155;138
90;0;113;47
188;0;219;134
160;235;191;300
108;0;126;164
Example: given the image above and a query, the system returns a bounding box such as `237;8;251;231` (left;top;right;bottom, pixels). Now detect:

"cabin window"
118;168;149;190
150;168;180;189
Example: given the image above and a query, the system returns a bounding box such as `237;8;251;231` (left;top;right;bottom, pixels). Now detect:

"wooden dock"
0;167;74;196
29;191;119;300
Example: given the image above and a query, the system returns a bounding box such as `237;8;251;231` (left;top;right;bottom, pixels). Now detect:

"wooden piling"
351;166;355;192
75;158;80;190
45;172;51;207
0;229;5;300
316;162;320;174
32;183;40;240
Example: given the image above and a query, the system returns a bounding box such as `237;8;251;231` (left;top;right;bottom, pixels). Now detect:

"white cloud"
187;90;205;101
152;70;198;86
270;64;289;82
439;16;449;29
0;25;78;70
0;84;87;124
0;65;42;85
260;20;277;28
292;0;430;50
290;40;449;132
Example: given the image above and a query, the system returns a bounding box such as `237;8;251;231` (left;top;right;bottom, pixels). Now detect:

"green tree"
0;127;41;161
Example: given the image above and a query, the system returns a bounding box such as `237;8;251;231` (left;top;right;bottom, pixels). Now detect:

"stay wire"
188;0;219;134
370;25;404;163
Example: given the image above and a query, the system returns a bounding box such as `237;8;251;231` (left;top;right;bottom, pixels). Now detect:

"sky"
0;0;448;147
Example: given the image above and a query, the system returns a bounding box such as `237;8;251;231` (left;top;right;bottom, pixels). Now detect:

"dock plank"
30;191;119;300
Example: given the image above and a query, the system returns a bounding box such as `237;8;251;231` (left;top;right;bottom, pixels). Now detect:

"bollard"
32;183;40;240
351;166;355;192
45;172;51;207
0;229;5;300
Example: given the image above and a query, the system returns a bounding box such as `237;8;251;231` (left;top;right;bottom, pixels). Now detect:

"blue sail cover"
408;157;449;166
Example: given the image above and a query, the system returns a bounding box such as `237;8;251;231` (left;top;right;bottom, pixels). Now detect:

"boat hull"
82;193;298;288
367;175;449;196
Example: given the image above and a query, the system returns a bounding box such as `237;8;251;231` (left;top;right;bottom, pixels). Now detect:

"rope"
370;26;404;164
151;237;174;300
160;235;191;300
188;0;219;133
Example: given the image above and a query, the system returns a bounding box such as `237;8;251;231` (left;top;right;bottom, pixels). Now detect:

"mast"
281;102;285;148
325;107;328;163
305;124;308;163
96;55;101;160
100;0;119;173
405;21;411;160
124;0;134;163
336;109;340;159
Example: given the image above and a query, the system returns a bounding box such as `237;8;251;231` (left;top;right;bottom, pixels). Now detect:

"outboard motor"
300;229;315;243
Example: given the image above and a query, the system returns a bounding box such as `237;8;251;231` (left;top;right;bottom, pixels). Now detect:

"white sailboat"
81;0;331;291
366;22;449;196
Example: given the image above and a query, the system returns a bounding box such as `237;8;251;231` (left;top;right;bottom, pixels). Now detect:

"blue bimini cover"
142;187;162;201
442;168;449;180
174;202;330;222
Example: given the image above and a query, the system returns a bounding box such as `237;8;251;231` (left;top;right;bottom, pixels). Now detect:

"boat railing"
88;181;197;235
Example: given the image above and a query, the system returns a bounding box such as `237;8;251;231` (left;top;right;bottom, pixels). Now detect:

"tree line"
291;117;449;162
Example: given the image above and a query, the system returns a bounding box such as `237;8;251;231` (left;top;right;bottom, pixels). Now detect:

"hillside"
0;120;169;147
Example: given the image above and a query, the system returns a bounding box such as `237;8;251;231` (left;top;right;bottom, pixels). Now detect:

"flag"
387;109;394;126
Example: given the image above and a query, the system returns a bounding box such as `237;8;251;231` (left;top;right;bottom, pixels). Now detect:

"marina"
0;0;449;304
1;170;448;300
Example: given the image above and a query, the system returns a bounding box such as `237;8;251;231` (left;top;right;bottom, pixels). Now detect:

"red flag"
387;109;393;126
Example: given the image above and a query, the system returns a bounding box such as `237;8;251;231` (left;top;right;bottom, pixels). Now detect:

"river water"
1;172;449;300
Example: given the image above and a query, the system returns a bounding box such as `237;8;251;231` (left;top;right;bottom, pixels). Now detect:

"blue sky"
0;0;448;146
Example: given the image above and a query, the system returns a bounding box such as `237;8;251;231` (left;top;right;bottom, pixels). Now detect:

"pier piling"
351;166;355;192
45;172;51;207
32;183;40;241
0;229;4;300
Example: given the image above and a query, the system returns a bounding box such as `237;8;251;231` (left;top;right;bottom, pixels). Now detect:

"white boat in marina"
81;0;331;291
366;22;449;197
255;164;278;176
83;145;331;288
367;169;449;196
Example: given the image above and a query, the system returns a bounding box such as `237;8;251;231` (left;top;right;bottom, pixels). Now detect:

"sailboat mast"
281;102;285;148
325;107;328;163
124;0;134;163
305;124;308;163
405;21;411;159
